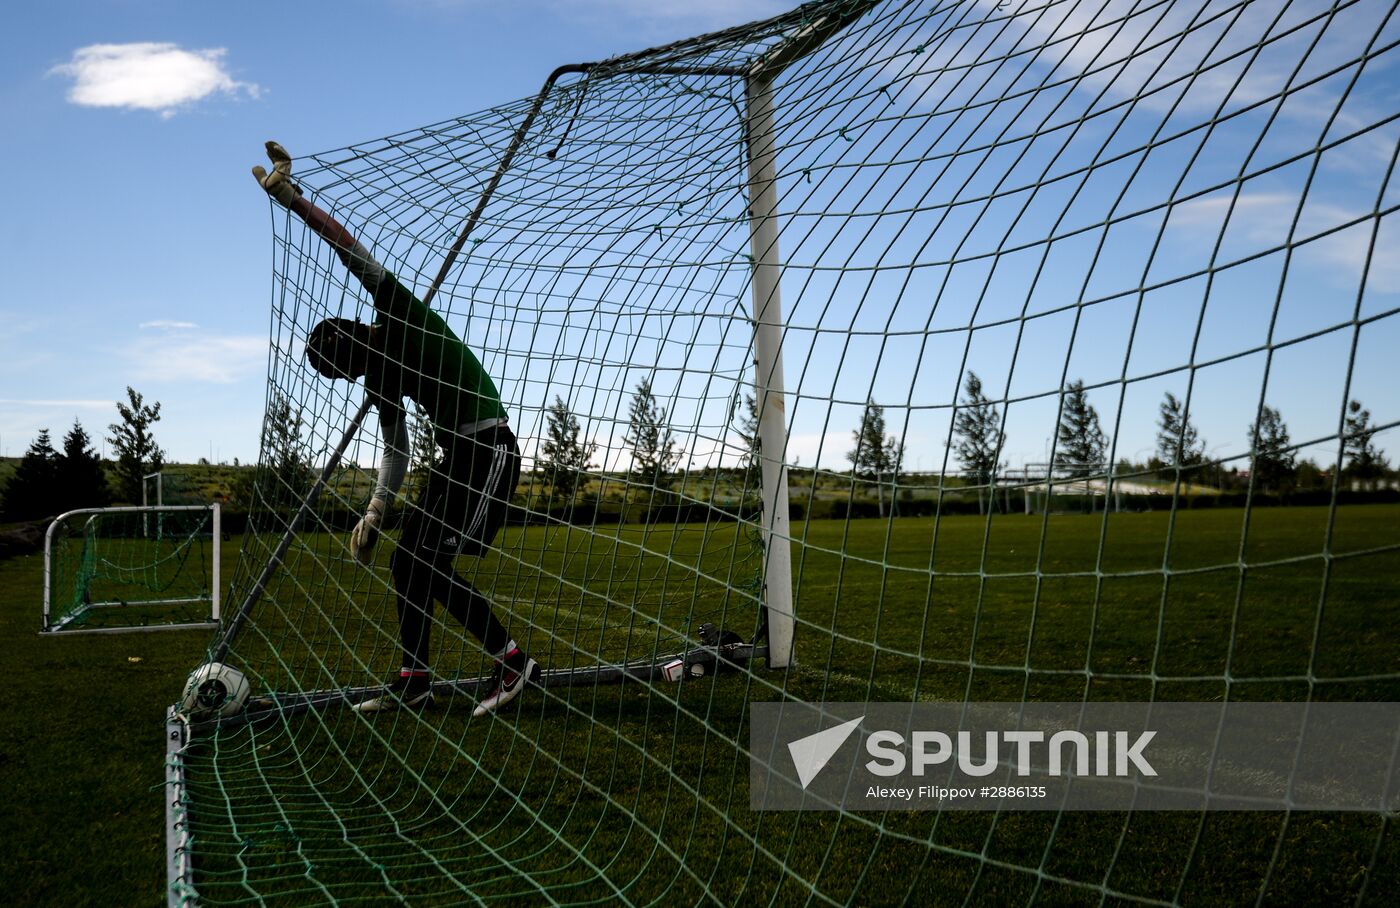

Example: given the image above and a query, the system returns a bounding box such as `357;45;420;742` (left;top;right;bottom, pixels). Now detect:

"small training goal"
42;505;221;635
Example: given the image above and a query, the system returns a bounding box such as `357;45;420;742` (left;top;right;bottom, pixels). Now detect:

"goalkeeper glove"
350;498;386;565
251;140;302;207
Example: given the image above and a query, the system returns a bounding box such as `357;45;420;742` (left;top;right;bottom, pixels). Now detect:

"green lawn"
3;506;1398;905
0;544;220;904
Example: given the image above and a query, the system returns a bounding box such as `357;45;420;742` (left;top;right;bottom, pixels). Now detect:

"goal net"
43;505;221;634
171;0;1399;904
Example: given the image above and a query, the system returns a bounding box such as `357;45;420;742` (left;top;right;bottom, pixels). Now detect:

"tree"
885;435;907;516
847;398;903;517
624;378;680;503
231;392;313;513
541;395;597;507
735;392;763;497
1;429;59;520
406;404;441;498
56;419;110;512
1343;399;1389;489
1156;391;1205;470
952;371;1005;513
1055;380;1108;477
1295;458;1328;491
108;387;164;504
262;391;314;499
1247;405;1296;492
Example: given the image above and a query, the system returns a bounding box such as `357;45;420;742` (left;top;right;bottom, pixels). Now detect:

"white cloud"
140;319;199;330
876;1;1378;126
0;398;112;408
0;401;114;456
50;43;259;117
1162;192;1297;227
400;0;788;29
984;0;1397;120
784;430;853;470
125;333;268;384
531;0;789;35
973;0;1288;112
1166;192;1400;292
577;0;788;22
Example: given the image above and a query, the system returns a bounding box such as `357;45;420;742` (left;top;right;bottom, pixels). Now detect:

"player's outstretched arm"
252;141;399;303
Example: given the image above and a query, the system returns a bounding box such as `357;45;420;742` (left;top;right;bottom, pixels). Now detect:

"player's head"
305;317;374;380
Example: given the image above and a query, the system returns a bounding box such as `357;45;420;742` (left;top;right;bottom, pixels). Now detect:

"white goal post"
42;504;221;635
1019;462;1121;514
143;471;164;508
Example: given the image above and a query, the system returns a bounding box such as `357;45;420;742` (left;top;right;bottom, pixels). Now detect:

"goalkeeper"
252;141;538;716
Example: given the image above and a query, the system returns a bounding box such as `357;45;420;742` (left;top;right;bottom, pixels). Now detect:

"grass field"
2;505;1398;905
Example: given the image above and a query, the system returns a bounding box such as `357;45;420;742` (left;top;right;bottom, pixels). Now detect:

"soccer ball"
181;662;250;719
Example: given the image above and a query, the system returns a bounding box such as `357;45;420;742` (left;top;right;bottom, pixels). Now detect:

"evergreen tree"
262;391;314;498
1295;458;1329;491
406;405;441;497
108;387;164;504
232;392;313;513
1343;399;1389;489
1;429;59;520
884;434;907;516
848;397;887;476
541;395;597;506
735;392;762;496
1055;380;1108;478
57;418;110;512
952;371;1005;508
1155;391;1205;469
624;378;680;503
848;398;902;517
1247;405;1296;492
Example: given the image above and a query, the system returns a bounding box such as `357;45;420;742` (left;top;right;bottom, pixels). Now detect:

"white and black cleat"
352;677;435;714
473;653;540;717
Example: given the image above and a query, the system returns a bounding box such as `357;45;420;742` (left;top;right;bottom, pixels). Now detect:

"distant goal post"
1018;462;1121;515
42;504;221;635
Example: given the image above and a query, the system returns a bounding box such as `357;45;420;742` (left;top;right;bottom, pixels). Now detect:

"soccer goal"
169;0;1399;904
43;505;221;635
143;471;164;508
1019;462;1122;514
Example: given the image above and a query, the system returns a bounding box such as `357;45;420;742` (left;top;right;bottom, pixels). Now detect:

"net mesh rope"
180;0;1400;903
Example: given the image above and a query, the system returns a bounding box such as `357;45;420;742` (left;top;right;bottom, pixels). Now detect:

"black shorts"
399;425;520;559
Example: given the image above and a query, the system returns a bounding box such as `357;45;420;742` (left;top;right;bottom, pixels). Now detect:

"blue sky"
2;0;1396;478
0;0;788;464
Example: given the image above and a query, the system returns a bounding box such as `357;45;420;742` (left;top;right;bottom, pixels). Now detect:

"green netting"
175;0;1400;904
44;506;218;633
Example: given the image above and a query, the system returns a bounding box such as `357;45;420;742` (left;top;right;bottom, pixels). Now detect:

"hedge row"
11;489;1394;551
214;487;1398;535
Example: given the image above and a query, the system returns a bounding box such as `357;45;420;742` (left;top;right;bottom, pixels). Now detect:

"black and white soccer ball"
181;662;250;719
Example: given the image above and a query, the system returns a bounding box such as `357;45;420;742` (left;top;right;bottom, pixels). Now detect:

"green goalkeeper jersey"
364;269;508;440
